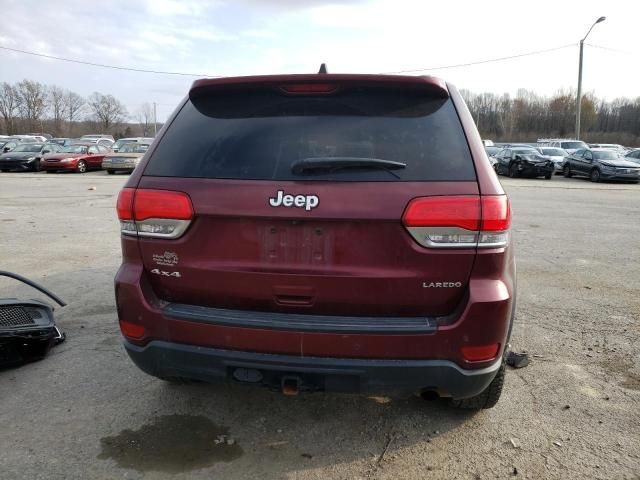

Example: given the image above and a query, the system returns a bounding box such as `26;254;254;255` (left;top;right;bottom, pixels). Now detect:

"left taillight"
116;188;194;239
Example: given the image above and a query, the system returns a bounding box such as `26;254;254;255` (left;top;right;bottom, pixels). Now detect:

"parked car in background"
102;142;150;174
11;134;47;143
111;137;154;152
623;149;640;164
482;139;494;146
589;144;627;156
538;139;588;154
48;138;71;146
494;146;554;179
563;148;640;183
81;134;115;142
75;137;114;148
485;146;500;169
539;147;569;174
41;143;110;173
2;139;22;153
0;142;62;172
26;133;52;140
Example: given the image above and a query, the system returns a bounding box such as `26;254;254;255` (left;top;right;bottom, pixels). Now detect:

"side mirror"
3;147;9;152
43;149;50;154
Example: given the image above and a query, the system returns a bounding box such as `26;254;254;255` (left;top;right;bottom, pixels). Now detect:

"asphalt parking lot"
1;172;639;480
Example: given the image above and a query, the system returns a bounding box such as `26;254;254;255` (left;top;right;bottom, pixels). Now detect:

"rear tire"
544;173;552;180
32;160;41;172
107;169;115;175
46;170;56;174
451;360;506;410
590;168;601;183
563;164;572;178
508;163;519;178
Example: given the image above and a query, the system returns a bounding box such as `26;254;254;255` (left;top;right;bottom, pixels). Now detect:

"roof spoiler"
189;74;449;99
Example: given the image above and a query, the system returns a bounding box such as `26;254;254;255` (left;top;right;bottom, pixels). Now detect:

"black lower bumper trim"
163;303;439;333
124;340;501;398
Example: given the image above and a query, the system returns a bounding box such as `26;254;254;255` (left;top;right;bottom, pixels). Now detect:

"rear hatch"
132;77;480;317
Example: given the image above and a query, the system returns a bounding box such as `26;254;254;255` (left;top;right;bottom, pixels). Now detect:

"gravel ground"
0;172;639;480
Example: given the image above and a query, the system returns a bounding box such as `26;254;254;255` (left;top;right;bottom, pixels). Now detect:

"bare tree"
16;79;48;131
88;92;127;131
136;102;153;136
64;91;86;136
0;82;22;134
48;85;67;136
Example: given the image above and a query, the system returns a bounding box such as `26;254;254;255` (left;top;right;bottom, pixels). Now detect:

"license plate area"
258;221;335;266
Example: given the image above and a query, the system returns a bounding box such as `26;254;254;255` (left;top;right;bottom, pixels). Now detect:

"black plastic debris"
0;271;66;368
506;351;530;369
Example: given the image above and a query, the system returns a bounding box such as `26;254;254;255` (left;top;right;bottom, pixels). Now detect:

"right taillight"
116;188;194;239
402;195;510;249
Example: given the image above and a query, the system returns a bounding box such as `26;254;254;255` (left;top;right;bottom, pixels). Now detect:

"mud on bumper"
124;339;503;399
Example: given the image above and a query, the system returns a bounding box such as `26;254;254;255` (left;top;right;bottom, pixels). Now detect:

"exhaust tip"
420;390;440;401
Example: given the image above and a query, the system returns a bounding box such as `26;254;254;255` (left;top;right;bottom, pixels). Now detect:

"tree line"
2;78;639;146
0;79;158;138
461;89;640;146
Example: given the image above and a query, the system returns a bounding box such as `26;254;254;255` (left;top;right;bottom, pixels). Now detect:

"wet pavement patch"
98;414;242;473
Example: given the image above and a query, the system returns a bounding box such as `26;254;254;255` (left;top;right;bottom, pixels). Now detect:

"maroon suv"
115;73;515;409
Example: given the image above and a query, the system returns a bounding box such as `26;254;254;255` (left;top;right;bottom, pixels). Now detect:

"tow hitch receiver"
281;375;302;396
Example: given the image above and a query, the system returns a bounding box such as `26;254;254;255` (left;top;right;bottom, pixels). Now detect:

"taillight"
116;188;194;239
461;344;500;362
402;195;510;248
119;320;145;340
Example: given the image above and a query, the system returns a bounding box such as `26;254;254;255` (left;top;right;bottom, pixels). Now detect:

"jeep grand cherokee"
114;72;516;409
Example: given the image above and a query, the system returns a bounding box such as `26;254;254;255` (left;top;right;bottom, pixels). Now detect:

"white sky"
0;0;638;121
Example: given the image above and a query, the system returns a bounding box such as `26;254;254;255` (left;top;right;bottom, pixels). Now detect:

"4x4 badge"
269;190;319;211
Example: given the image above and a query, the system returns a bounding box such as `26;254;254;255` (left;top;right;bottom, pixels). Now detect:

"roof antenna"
318;63;328;74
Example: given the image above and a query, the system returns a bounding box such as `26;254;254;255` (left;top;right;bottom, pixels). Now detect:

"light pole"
575;16;605;140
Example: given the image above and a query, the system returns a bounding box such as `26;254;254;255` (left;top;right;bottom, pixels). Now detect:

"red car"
115;72;516;409
42;143;110;173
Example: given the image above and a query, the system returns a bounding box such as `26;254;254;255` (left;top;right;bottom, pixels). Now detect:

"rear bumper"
124;339;503;398
103;162;136;170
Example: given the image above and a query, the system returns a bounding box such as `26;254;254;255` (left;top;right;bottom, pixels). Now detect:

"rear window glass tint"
145;89;475;182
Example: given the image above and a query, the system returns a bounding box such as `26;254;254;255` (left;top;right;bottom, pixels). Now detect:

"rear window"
145;89;476;181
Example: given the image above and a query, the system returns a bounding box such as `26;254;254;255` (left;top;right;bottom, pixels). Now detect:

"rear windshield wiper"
291;157;407;178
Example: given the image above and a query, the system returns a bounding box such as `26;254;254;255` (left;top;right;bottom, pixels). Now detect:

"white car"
540;147;569;173
11;134;47;143
537;139;589;154
589;144;627;156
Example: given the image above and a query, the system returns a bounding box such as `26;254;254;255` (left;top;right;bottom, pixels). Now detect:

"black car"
0;143;62;172
494;147;554;179
563;148;640;183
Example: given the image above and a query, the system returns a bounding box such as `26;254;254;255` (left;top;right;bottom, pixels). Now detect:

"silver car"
102;143;150;174
540;147;569;173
